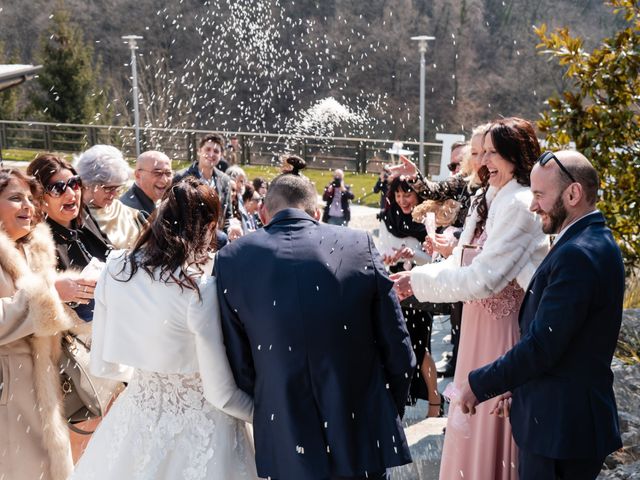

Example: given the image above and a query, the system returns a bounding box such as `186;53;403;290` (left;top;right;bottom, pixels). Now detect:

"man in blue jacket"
458;150;624;480
216;174;416;480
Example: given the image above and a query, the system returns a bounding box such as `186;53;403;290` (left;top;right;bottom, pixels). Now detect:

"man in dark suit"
457;150;624;479
216;174;416;480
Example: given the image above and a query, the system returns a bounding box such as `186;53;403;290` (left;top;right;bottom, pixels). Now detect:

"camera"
332;177;342;188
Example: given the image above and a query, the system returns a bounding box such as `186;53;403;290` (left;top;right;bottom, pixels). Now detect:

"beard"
541;195;568;234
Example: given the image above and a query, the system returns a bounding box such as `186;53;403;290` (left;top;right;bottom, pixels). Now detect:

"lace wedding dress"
71;370;257;480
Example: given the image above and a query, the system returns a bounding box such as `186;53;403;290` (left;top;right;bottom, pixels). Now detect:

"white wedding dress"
71;252;257;480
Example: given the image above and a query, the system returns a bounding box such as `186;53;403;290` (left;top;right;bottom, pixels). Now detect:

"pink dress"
439;233;524;480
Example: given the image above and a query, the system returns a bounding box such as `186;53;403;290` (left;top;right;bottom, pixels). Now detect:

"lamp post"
411;35;435;174
122;35;143;157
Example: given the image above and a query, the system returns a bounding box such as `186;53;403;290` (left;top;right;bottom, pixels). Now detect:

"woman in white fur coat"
0;168;87;480
392;118;548;480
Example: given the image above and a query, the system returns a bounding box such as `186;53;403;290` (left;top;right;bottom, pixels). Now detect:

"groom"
216;174;416;480
458;150;624;479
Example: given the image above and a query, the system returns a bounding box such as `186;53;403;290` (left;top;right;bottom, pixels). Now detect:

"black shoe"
436;358;455;378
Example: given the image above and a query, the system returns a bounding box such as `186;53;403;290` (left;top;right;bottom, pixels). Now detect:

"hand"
382;246;414;265
55;276;97;304
388;156;418;180
457;379;479;415
424;233;457;258
227;223;243;241
489;392;512;418
390;271;413;301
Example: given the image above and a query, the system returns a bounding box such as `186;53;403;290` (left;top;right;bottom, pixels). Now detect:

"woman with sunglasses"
28;154;112;276
28;153;114;457
392;118;548;480
75;145;145;249
0;168;77;480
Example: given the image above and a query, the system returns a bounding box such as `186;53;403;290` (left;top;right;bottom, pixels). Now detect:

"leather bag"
59;333;124;434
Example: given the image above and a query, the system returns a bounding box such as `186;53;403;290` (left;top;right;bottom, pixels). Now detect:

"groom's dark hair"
264;174;317;217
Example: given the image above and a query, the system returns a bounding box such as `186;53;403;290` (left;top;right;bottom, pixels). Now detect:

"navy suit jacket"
216;209;415;480
469;211;624;460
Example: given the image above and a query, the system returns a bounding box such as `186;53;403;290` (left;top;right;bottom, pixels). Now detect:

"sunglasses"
137;169;173;179
447;162;460;172
45;175;82;197
537;151;576;183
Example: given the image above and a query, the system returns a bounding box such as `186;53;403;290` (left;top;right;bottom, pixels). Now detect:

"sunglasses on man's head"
45;175;82;197
537;151;576;183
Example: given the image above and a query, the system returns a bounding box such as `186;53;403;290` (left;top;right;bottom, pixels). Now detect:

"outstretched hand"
390;271;413;301
388;156;418;180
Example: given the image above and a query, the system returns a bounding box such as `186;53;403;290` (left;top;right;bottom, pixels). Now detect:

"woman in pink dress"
393;117;549;479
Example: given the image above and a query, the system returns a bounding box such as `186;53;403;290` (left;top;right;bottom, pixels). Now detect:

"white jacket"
411;179;548;303
90;250;253;423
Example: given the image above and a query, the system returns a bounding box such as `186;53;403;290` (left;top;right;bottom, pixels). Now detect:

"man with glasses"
120;150;173;218
458;150;624;480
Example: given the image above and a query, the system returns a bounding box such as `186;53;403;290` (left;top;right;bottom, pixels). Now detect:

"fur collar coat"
410;179;549;303
0;223;76;480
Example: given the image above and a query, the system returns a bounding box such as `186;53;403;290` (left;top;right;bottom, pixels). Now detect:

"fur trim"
1;223;74;479
29;335;74;480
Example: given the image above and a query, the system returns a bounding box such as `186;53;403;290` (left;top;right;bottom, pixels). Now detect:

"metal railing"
0;120;444;174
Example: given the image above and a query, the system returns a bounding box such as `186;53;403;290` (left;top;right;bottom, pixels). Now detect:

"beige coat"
0;223;77;480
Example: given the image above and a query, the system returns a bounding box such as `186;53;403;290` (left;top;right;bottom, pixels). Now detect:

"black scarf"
381;204;427;243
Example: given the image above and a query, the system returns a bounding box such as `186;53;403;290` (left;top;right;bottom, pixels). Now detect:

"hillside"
0;0;626;139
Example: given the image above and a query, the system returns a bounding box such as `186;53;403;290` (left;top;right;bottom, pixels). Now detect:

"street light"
122;35;143;157
411;35;435;175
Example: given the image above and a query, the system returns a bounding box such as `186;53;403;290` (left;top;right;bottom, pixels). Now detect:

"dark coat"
47;207;112;271
469;212;624;460
216;209;415;480
119;183;156;219
322;184;355;223
173;162;231;215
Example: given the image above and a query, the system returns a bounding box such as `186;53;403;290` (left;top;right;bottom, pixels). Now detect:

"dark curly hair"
473;117;540;236
119;177;220;299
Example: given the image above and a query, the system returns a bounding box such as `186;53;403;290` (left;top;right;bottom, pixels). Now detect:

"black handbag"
59;333;124;434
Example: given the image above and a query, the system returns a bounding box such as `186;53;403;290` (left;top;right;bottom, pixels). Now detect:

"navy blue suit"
469;212;624;475
216;209;415;480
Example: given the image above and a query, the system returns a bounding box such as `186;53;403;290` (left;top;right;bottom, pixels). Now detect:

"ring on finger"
83;286;87;293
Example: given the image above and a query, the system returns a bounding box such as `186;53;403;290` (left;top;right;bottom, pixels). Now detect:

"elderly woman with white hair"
75;145;145;249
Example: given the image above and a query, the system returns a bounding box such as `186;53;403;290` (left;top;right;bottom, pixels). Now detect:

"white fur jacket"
411;179;549;303
0;223;78;480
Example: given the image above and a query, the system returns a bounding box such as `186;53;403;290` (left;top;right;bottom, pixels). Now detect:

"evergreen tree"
535;0;640;271
31;2;106;124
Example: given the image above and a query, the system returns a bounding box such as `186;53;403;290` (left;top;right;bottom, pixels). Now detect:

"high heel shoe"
427;393;445;418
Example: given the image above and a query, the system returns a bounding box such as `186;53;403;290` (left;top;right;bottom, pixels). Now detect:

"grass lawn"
1;148;383;207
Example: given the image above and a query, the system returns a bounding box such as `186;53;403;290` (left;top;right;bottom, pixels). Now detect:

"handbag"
59;333;124;434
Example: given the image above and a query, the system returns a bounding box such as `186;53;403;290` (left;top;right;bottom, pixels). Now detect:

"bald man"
457;151;624;480
120;150;173;218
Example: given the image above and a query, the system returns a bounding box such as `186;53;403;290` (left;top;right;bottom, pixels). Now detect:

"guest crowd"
0;118;625;480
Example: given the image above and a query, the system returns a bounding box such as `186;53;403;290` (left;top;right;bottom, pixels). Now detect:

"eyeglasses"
97;184;126;195
537;151;576;183
137;169;173;179
447;162;460;172
45;175;82;197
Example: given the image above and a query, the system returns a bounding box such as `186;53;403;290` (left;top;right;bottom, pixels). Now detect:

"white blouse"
90;251;253;423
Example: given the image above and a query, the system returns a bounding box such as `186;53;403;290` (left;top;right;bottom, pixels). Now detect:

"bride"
71;178;257;480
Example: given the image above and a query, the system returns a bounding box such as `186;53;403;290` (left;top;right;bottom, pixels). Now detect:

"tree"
0;43;21;120
535;0;640;271
31;2;106;124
